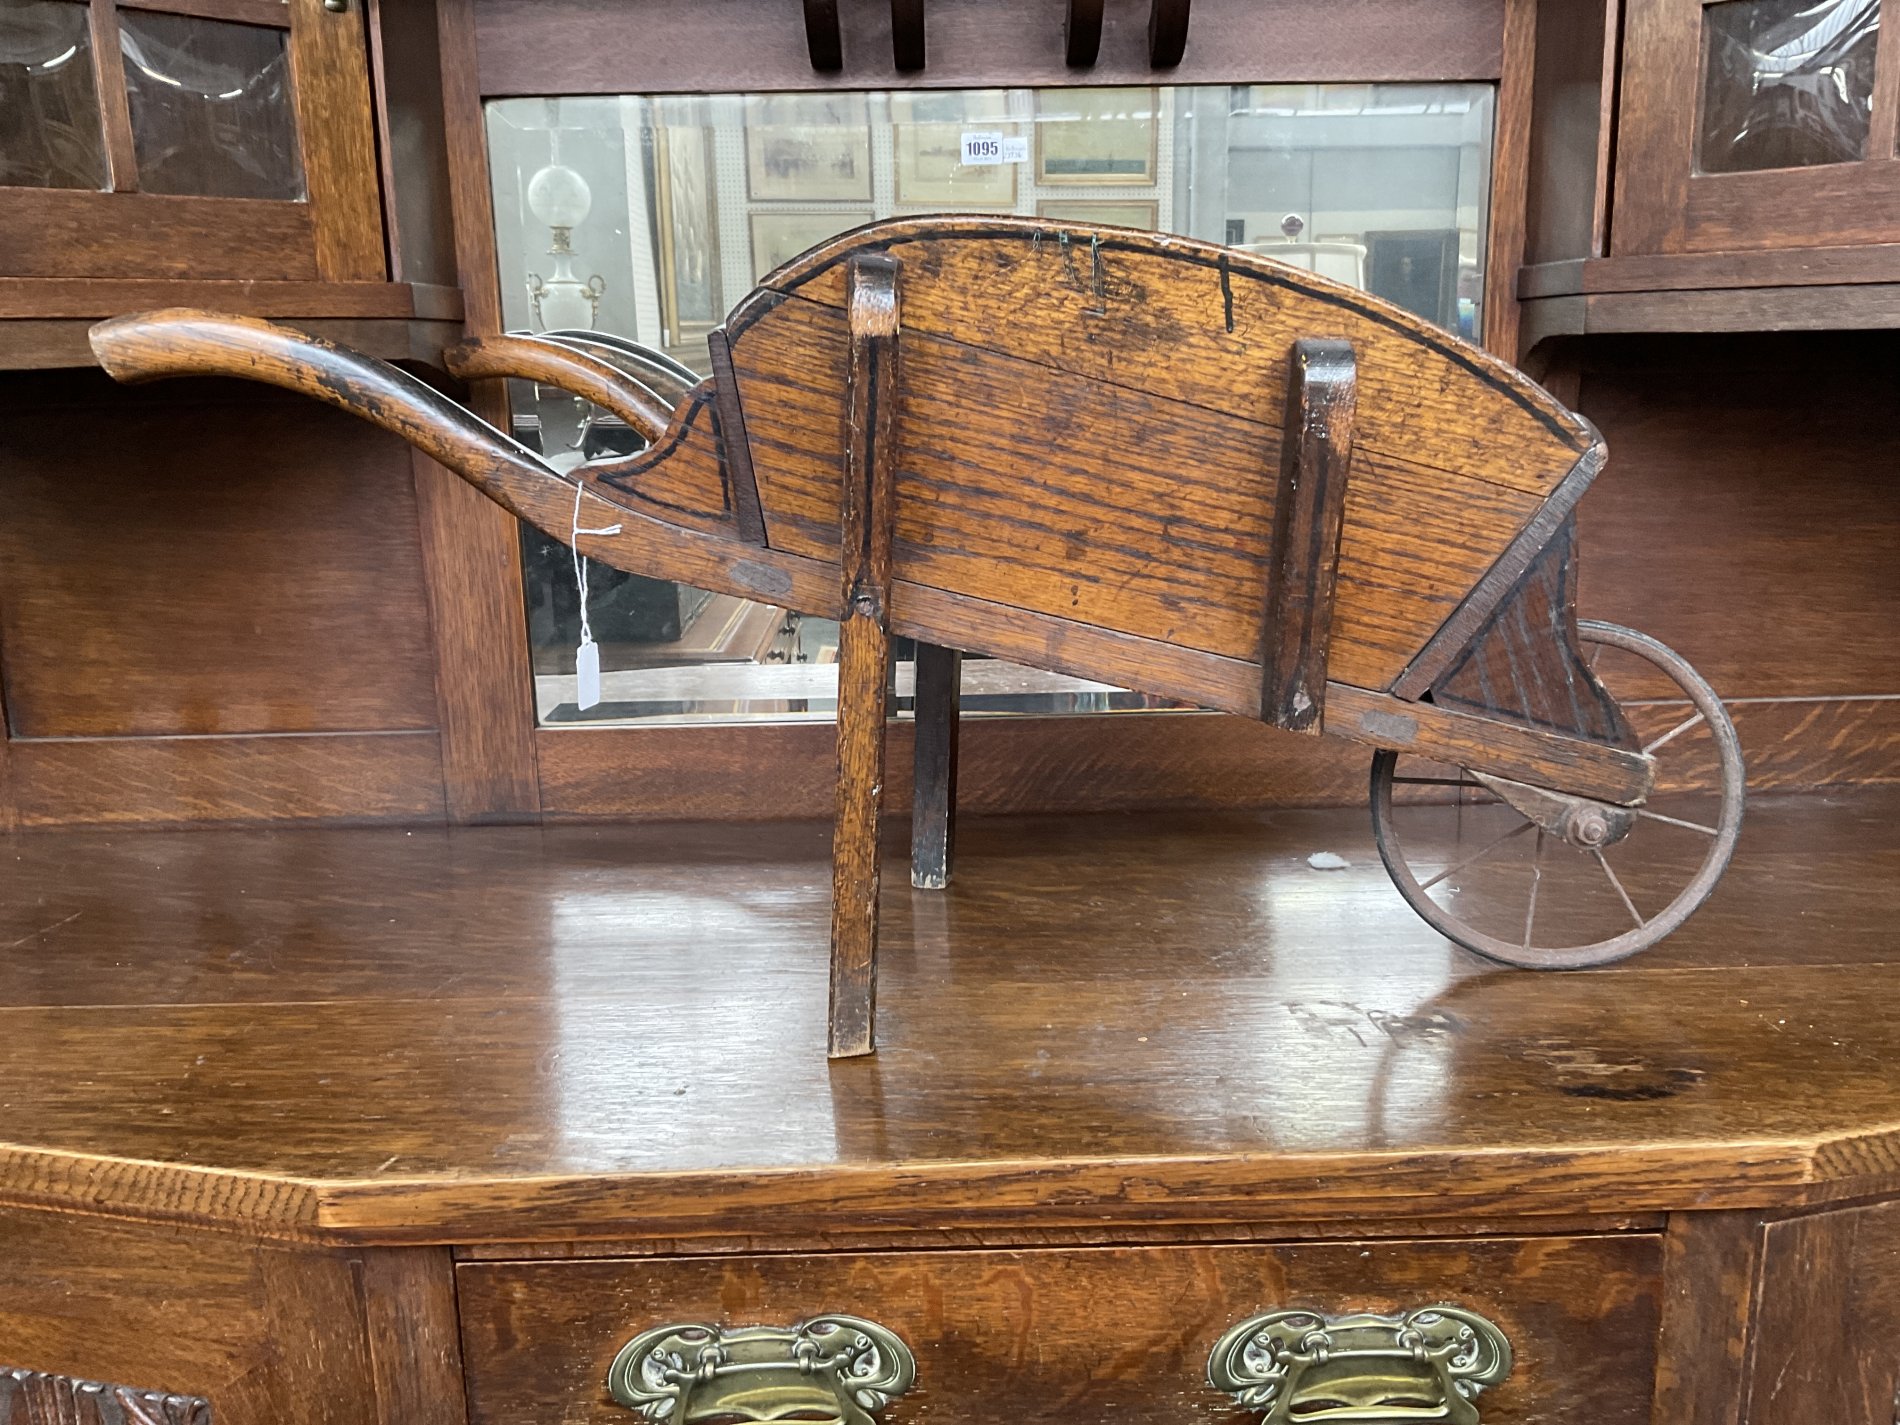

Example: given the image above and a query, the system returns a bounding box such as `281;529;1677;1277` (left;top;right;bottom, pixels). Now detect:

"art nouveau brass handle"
1208;1306;1513;1425
607;1317;916;1425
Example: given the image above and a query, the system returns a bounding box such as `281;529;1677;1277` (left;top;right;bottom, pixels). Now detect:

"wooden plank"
757;221;1591;494
367;0;460;287
474;0;1505;97
0;190;318;281
118;0;292;23
291;0;388;282
707;327;768;544
828;255;902;1059
1482;0;1535;357
420;0;541;822
732;293;1547;690
0;374;439;741
357;1247;470;1425
0;278;455;320
1520;0;1617;270
1522;243;1900;296
1650;1211;1762;1425
7;731;445;827
1394;441;1603;698
908;642;961;888
86;0;140;194
1262;338;1356;730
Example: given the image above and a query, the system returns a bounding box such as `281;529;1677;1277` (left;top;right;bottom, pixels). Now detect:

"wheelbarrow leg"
909;642;961;890
829;254;902;1058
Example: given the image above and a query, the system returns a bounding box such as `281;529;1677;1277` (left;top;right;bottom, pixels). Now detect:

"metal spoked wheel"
1370;620;1745;968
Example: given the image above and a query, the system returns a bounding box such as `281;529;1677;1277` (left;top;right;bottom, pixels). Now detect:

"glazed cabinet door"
458;1237;1664;1425
0;0;383;281
1612;0;1900;253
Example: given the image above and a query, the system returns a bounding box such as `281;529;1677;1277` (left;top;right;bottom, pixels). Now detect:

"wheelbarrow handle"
88;309;561;494
443;332;675;442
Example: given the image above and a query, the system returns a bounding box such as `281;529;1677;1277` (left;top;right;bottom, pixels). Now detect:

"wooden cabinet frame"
0;0;384;282
1613;0;1900;254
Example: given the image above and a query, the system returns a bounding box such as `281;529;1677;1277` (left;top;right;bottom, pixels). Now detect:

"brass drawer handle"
608;1317;916;1425
1208;1307;1512;1425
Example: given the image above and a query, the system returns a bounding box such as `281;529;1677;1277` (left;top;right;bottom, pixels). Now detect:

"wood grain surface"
0;1208;380;1425
729;218;1589;693
458;1235;1662;1425
1744;1197;1900;1420
0;788;1892;1242
0;374;437;740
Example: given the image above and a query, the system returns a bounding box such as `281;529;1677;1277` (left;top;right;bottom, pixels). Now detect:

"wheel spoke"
1522;829;1544;950
1643;709;1707;756
1594;849;1646;928
1637;807;1720;836
1419;819;1534;892
1588;642;1604;670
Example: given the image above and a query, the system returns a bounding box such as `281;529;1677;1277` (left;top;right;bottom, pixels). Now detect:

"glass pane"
486;84;1495;726
1698;0;1879;173
0;0;107;189
120;7;303;199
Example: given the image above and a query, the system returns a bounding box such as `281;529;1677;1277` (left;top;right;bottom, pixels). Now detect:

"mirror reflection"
484;84;1496;726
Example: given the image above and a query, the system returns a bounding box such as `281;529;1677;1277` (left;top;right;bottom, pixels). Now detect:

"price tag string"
570;477;623;709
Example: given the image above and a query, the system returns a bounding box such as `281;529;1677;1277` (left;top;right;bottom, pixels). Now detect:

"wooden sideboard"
2;786;1897;1422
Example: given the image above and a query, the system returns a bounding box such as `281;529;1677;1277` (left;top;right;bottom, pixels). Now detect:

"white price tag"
1000;135;1029;163
960;131;1006;166
576;639;602;711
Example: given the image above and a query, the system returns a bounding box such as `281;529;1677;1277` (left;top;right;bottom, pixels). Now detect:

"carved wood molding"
0;1368;211;1425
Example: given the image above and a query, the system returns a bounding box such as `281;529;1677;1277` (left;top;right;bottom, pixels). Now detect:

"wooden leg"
828;254;901;1059
909;642;961;890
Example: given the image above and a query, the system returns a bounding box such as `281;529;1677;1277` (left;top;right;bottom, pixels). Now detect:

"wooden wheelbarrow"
90;215;1744;1057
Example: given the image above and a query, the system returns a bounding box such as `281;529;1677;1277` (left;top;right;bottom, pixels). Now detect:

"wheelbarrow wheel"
1369;620;1745;968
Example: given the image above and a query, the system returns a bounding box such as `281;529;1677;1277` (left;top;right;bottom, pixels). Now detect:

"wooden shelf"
0;786;1896;1246
0;280;464;371
1517;248;1900;351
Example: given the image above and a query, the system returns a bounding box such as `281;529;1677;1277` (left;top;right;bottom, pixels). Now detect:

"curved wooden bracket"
891;0;925;70
1065;0;1104;66
1148;0;1190;66
443;333;674;442
802;0;843;69
536;328;700;407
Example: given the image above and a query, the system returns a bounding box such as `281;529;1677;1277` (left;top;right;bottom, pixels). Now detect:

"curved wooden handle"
537;329;700;407
443;333;674;442
88;307;566;502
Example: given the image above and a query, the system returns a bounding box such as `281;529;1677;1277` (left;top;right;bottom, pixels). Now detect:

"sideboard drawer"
458;1234;1662;1425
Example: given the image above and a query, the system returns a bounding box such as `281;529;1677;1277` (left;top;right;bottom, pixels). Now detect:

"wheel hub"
1470;772;1638;851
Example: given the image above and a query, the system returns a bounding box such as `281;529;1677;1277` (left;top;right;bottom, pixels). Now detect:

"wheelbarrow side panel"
722;217;1595;701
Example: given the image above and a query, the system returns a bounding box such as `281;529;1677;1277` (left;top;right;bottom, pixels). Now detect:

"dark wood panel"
473;0;1505;96
0;377;439;739
1747;1199;1900;1421
367;0;460;287
1521;244;1900;297
1481;0;1535;357
291;0;388;283
8;731;445;827
458;1237;1662;1425
0;279;458;321
0;1207;379;1425
1649;1211;1761;1425
0;317;460;372
0;192;318;282
1519;0;1614;269
358;1248;469;1425
1573;334;1900;701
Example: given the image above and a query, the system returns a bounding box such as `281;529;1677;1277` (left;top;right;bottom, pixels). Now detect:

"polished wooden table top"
1;787;1896;1244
